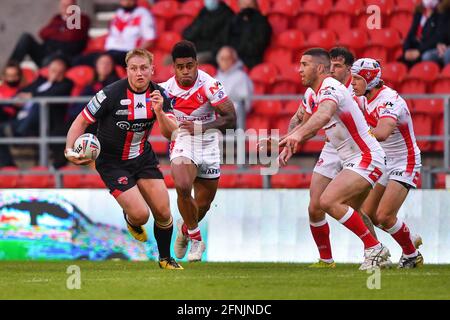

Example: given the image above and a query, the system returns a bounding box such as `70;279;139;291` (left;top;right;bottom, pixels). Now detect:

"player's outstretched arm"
279;100;336;163
64;113;94;166
371;117;396;142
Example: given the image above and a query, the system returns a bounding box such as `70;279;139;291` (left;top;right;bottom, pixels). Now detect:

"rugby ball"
73;133;101;160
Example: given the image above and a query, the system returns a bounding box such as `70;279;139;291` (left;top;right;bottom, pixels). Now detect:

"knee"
375;210;394;229
197;201;211;215
127;208;150;226
319;194;334;214
308;200;325;221
175;181;193;199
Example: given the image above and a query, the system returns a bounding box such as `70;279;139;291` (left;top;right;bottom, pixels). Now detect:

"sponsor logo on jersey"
117;176;128;185
217;90;224;99
120;99;131;105
87;98;101;115
135;102;145;109
115;109;130;116
96;90;107;103
209;81;222;95
116;121;153;132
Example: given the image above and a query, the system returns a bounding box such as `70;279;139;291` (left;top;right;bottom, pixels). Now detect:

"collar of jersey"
127;81;154;94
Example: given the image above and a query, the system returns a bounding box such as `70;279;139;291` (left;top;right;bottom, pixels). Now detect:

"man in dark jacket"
9;0;90;67
182;0;235;64
0;57;73;167
220;0;272;69
402;0;448;66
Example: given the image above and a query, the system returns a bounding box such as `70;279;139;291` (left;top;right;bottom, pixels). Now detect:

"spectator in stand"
68;54;120;133
402;0;449;67
8;0;90;67
0;61;25;124
182;0;235;65
220;0;272;69
215;46;253;129
75;0;157;68
421;0;450;66
0;57;73;168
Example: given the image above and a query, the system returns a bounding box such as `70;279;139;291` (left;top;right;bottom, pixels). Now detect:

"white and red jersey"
307;77;383;165
363;85;421;171
105;7;156;52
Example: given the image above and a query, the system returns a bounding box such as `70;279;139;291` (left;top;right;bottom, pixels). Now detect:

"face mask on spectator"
5;80;21;88
204;0;219;11
422;0;439;9
121;4;137;12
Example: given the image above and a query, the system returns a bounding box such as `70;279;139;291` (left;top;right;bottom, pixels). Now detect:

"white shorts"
313;142;343;180
342;150;386;188
169;134;221;179
378;155;421;188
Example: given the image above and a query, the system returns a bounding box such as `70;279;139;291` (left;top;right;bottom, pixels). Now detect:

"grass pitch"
0;261;449;300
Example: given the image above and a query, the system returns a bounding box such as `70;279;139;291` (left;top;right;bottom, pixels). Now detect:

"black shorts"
96;151;163;198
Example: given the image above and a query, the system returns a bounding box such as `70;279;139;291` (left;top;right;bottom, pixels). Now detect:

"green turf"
0;261;449;300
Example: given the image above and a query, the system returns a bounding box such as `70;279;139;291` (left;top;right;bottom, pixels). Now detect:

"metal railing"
1;94;450;188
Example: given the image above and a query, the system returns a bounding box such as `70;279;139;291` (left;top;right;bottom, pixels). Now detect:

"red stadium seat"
115;65;126;78
274;116;292;135
150;1;180;31
83;35;107;54
66;66;95;88
368;28;402;50
282;100;301;116
18;166;55;188
361;46;389;64
434;117;444;152
249;63;278;94
381;62;408;88
434;173;447;189
153;64;174;83
257;0;271;15
263;48;293;69
411;113;433;151
0;166;19;188
407;61;441;83
395;0;421;13
271;0;301;16
170;13;195;33
154;31;182;53
199;64;217;76
307;29;337;50
365;0;395;16
303;0;333;15
180;0;203;17
333;0;364;15
400;79;427;94
218;174;239;188
253;100;283;117
439;64;450;79
337;29;368;56
276;29;306;50
267;0;301;33
324;12;353;31
389;11;413;39
293;13;321;36
413;99;444;118
246;115;270;131
271;64;300;94
431;79;450;94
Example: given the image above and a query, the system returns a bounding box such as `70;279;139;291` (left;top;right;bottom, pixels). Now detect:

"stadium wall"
0;189;449;263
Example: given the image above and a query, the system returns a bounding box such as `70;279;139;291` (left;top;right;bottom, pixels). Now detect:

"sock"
181;222;188;236
386;219;417;256
188;226;202;241
154;216;173;259
339;207;380;249
310;220;333;261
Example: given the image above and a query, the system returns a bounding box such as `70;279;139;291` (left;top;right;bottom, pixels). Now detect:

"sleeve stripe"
82;108;96;124
211;96;229;107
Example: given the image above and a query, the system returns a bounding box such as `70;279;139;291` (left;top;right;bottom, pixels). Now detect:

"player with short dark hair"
64;48;183;269
280;48;391;270
160;40;236;262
